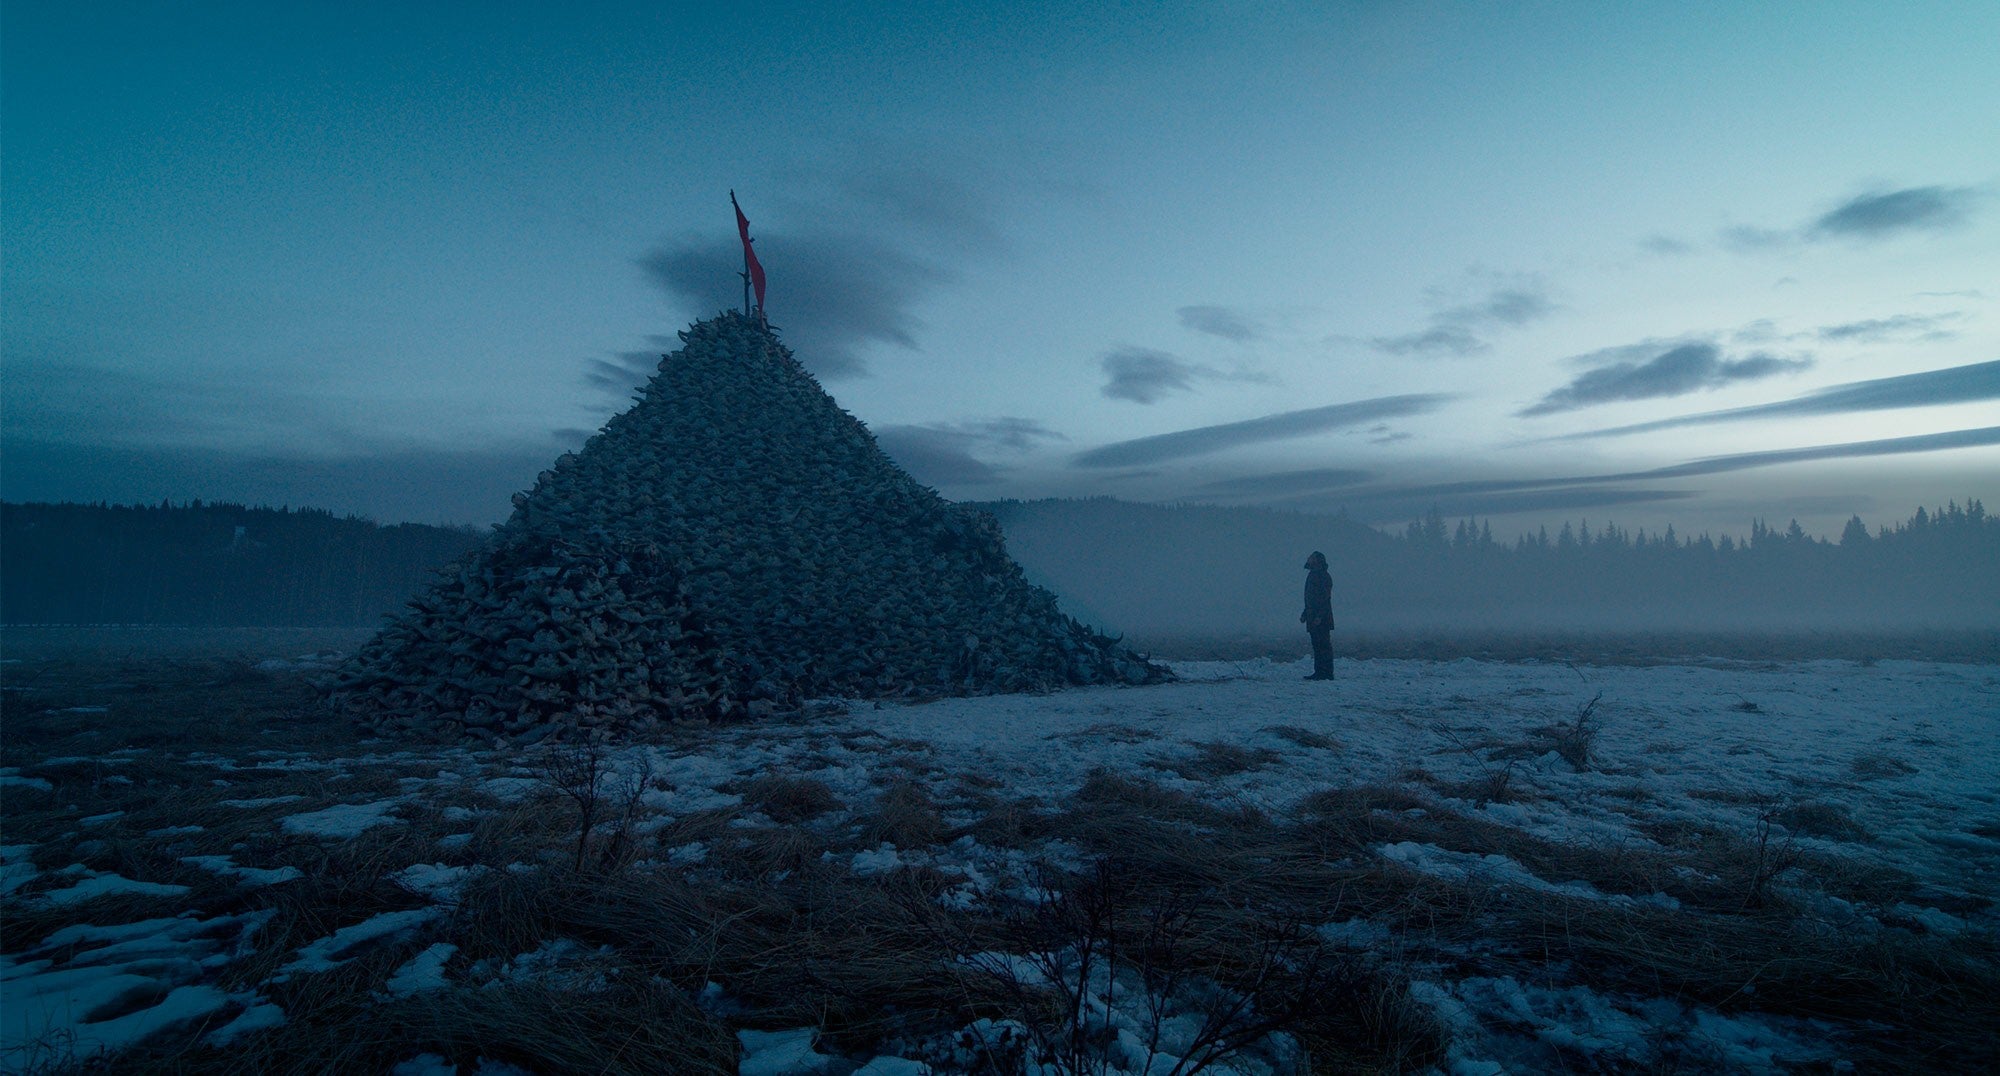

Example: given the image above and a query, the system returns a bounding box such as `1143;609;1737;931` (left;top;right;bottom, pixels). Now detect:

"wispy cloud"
1811;186;1980;239
874;417;1066;487
1723;184;1983;250
1622;426;2000;478
1275;426;1999;520
1101;348;1198;403
1562;360;2000;438
1371;325;1487;357
1177;305;1263;341
1370;278;1555;357
1073;394;1450;468
1191;468;1375;500
1098;346;1269;404
1520;341;1811;416
1814;312;1962;342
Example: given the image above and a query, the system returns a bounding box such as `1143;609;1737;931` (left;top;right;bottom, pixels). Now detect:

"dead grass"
1153;740;1283;781
1850;751;1919;780
1775;798;1871;842
1263;724;1341;751
736;773;844;823
7;646;1995;1072
860;780;948;849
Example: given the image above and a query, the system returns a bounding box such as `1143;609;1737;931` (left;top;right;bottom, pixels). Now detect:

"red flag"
731;191;766;311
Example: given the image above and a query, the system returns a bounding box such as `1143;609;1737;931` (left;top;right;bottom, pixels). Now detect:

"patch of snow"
146;825;206;836
1380;841;1677;908
203;999;286;1046
0;845;38;897
0;773;54;792
1315;918;1393;948
476;776;543;802
849;843;906;875
79;811;125;826
391;863;488;903
219;794;305;808
470;938;618;993
382;943;458;998
178;855;303;888
276;908;444;979
738;1027;832;1076
33;870;191;907
853;1058;934;1076
280;799;403;838
665;840;708;866
4;910;276;1071
391;1053;457;1076
1891;902;1968;934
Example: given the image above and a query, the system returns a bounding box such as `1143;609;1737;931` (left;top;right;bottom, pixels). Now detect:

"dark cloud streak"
639;229;936;379
1370;280;1554;357
1268;426;1999;520
1564;360;2000;438
1073;394;1451;468
1101;347;1197;403
1177;305;1263;341
1723;184;1982;251
1521;342;1811;416
1815;312;1961;342
873;417;1066;488
1098;346;1270;403
1192;468;1375;499
1811;186;1979;238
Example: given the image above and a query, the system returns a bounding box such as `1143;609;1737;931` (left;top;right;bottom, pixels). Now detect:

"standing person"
1301;551;1335;680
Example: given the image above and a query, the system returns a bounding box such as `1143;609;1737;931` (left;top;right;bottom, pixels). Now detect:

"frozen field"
3;648;1997;1073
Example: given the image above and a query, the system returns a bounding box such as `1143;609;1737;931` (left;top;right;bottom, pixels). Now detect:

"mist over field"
987;498;2000;645
9;496;1996;654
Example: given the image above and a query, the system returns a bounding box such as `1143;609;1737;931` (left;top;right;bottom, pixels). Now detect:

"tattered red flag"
731;191;766;311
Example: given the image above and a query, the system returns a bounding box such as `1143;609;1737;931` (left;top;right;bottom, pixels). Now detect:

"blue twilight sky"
5;1;1997;538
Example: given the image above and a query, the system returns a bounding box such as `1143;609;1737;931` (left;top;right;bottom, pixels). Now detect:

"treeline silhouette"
5;497;1993;635
2;501;484;626
976;497;2000;636
1378;499;1998;629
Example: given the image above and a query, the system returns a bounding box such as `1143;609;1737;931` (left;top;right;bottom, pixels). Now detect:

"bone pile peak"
330;312;1169;741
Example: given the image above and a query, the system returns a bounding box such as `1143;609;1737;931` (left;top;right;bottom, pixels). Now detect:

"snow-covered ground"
3;653;1996;1073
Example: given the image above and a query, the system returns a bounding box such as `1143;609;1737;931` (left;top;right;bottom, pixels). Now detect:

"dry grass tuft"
1264;724;1341;751
737;773;844;823
861;781;948;849
1775;799;1871;842
1850;751;1918;780
1157;740;1284;780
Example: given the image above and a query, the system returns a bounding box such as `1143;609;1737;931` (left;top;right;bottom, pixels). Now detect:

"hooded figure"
1301;550;1334;680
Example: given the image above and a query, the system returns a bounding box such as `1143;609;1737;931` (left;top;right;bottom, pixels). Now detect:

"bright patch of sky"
4;1;1995;537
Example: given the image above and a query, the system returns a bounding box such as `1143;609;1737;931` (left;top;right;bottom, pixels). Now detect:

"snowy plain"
3;649;1997;1073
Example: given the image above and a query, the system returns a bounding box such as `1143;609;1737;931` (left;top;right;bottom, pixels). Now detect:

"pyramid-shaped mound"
331;312;1169;741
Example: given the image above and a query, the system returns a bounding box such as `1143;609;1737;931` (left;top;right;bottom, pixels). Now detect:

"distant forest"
2;501;484;626
3;498;1995;635
975;497;2000;637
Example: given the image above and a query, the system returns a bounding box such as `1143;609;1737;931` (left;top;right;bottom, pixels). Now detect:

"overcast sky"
6;2;1996;538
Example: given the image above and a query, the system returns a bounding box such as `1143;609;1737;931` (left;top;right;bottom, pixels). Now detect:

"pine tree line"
1;501;485;626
